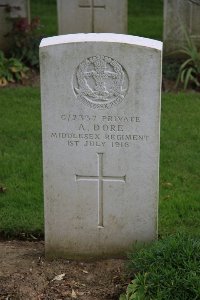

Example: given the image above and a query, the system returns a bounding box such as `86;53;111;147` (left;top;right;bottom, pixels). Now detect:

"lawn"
31;0;58;37
128;0;163;40
0;88;43;236
1;0;200;237
0;88;200;237
160;92;200;237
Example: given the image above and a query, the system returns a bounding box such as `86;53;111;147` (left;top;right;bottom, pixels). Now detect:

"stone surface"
0;0;30;51
163;0;200;53
57;0;127;34
40;33;162;259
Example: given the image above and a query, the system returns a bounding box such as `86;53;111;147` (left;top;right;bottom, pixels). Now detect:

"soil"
0;240;128;300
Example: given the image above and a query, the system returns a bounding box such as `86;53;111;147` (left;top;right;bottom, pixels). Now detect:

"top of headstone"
40;33;162;51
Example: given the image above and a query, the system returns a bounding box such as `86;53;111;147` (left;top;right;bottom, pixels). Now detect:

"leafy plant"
120;274;148;300
120;234;200;300
7;17;42;69
0;50;28;86
176;29;200;89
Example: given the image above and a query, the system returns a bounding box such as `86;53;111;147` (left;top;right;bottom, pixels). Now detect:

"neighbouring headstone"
0;0;30;51
57;0;127;34
163;0;200;53
40;33;162;259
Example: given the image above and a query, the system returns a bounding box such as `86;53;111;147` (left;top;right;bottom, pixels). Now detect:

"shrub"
7;17;42;69
176;30;200;89
0;50;28;86
120;234;200;300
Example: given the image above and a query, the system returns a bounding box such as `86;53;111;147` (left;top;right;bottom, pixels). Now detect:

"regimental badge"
73;55;129;109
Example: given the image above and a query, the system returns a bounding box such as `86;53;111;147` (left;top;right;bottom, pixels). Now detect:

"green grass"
0;88;43;236
160;92;200;236
128;0;163;40
0;89;200;237
31;0;57;37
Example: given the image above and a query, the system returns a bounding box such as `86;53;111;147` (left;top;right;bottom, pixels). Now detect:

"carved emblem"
73;55;129;109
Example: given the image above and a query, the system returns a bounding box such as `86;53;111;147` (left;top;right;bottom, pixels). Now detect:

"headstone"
57;0;127;34
163;0;200;53
0;0;30;51
40;33;162;259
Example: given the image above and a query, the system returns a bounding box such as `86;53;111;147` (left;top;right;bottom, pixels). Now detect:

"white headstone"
40;33;162;259
163;0;200;53
57;0;127;34
0;0;30;51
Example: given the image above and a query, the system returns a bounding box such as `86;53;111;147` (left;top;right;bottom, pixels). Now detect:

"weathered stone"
57;0;127;34
163;0;200;53
40;33;162;259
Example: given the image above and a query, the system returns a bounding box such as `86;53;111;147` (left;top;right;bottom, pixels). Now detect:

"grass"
0;89;200;237
31;0;58;37
160;92;200;237
0;88;43;236
128;0;163;40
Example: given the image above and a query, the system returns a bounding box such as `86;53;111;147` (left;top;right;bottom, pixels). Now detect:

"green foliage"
120;234;200;300
120;274;148;300
0;50;28;86
7;17;42;69
176;30;200;89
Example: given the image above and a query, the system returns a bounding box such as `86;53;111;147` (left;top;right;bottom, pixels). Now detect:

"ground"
0;240;127;300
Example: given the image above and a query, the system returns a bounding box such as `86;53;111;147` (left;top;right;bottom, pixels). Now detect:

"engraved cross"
75;153;126;228
79;0;106;32
84;60;118;96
